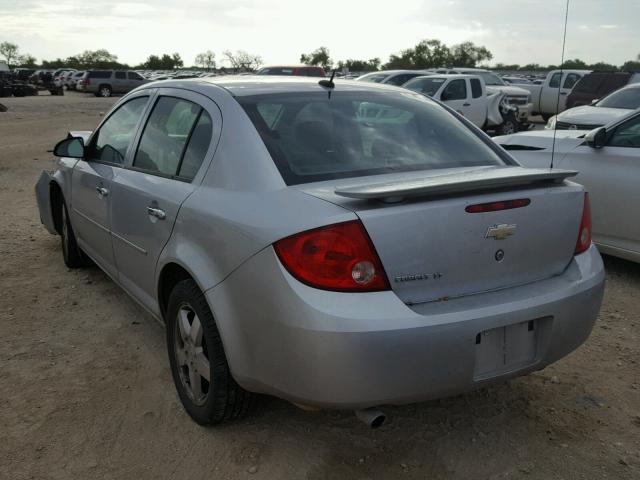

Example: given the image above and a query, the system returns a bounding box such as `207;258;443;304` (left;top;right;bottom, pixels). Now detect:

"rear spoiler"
334;167;577;201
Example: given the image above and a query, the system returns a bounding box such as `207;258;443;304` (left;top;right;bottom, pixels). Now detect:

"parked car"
66;71;85;90
356;69;432;86
566;71;640;109
14;68;36;81
502;76;532;85
403;74;519;135
78;70;149;97
518;69;591;120
53;69;76;88
432;68;532;125
36;77;604;426
256;65;326;77
495;110;640;263
545;83;640;130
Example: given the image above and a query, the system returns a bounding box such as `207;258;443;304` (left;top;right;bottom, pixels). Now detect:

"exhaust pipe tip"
355;408;386;429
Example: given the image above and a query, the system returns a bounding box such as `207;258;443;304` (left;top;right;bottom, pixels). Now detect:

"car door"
540;72;562;114
114;71;127;93
439;78;469;116
564;114;640;255
70;93;151;278
109;89;220;312
465;77;486;127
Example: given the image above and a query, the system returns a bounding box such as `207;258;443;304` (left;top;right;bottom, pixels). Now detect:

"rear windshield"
597;87;640;109
237;91;505;185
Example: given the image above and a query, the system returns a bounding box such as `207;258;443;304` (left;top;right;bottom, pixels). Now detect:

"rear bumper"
207;245;604;409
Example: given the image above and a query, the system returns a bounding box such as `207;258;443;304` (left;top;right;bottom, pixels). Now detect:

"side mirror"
585;127;607;149
53;136;84;158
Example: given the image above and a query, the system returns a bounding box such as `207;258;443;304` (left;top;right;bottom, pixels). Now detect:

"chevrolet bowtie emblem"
485;224;517;240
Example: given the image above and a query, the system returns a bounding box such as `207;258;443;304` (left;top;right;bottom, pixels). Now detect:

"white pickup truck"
434;67;532;126
404;74;520;135
519;69;591;120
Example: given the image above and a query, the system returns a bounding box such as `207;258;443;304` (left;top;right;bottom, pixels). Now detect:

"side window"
178;111;213;180
87;96;148;165
563;73;581;89
115;71;126;80
133;97;201;176
387;74;413;86
442;79;467;101
549;72;562;88
128;72;143;80
470;78;483;98
609;116;640;148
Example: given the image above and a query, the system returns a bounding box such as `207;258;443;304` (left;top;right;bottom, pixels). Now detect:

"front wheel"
166;279;252;425
97;85;111;97
497;112;518;136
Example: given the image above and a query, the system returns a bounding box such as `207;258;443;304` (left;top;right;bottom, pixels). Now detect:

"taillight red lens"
575;193;592;255
273;221;390;292
465;198;530;213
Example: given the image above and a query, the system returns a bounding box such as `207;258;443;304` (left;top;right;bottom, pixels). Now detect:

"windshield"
237;91;505;185
403;77;446;96
357;73;391;83
596;87;640;109
463;71;504;86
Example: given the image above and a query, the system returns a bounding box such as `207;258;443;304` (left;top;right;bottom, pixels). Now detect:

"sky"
1;0;639;67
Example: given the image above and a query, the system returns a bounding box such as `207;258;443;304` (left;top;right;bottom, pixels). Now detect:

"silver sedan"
36;77;604;427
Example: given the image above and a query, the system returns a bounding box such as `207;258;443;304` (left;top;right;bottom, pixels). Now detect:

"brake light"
85;78;90;85
466;198;530;213
274;221;390;292
575;193;592;255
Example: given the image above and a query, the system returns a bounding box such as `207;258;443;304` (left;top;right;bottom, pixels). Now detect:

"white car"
546;83;640;130
433;67;532;124
403;74;519;135
494;111;640;263
356;70;433;87
518;69;591;120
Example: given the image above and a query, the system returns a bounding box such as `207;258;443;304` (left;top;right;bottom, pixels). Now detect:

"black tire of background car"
97;85;112;97
166;279;252;425
498;112;519;136
60;201;87;268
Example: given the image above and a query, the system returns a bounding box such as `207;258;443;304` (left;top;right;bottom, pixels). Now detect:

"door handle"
463;103;471;106
96;186;109;197
146;206;166;220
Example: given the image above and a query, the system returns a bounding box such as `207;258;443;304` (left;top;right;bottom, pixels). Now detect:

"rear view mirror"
585;127;607;149
53;136;84;158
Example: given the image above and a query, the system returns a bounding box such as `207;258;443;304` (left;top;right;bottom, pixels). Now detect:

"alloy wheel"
174;304;210;406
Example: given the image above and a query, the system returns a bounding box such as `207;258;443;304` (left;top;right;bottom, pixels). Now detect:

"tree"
621;54;640;72
138;53;183;69
300;47;332;70
0;41;19;67
195;50;216;70
589;61;618;71
337;58;381;72
448;41;493;67
16;54;37;68
171;53;183;69
560;58;588;69
222;50;263;72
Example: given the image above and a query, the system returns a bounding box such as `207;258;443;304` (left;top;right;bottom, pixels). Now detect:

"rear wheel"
60;202;86;268
97;85;111;97
166;279;252;425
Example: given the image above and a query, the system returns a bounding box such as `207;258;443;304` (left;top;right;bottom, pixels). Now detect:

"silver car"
35;77;604;426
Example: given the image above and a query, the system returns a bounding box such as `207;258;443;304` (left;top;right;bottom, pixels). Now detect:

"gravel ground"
0;92;638;480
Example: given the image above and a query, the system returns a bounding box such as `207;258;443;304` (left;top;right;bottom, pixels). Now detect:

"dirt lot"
1;92;639;480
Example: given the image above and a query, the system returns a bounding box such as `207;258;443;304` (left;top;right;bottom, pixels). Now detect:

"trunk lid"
296;166;584;305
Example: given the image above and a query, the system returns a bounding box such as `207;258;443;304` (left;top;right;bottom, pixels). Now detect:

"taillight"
273;220;390;292
575;193;592;255
465;198;530;213
85;78;90;85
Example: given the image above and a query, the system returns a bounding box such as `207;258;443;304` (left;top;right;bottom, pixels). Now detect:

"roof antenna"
319;69;337;98
550;0;570;169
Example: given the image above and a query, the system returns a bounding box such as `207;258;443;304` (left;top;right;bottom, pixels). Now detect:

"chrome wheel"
502;121;516;135
174;304;210;406
99;87;111;97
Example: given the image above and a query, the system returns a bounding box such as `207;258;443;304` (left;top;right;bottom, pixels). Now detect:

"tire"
98;85;112;97
166;279;252;425
60;201;86;268
497;112;518;136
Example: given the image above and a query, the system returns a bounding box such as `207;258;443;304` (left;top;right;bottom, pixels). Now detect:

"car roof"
147;76;407;96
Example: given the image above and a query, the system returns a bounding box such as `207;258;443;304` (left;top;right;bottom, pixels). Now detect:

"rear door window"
128;72;144;80
115;71;126;80
563;73;581;89
89;71;112;79
442;79;467;100
549;72;562;88
178;111;213;180
237;91;505;185
133;97;202;177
